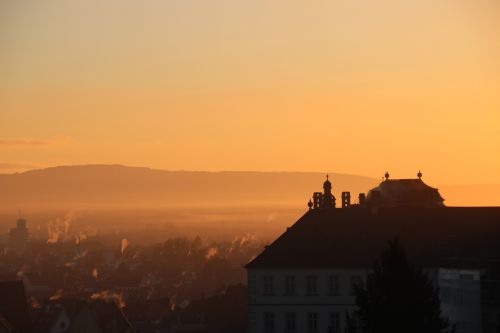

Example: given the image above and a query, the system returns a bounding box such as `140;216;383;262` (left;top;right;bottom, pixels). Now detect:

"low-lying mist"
0;206;304;245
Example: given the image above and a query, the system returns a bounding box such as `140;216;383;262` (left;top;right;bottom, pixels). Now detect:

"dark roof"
0;315;14;331
35;299;135;333
22;272;52;286
246;207;500;269
90;300;135;332
0;281;33;333
366;178;444;207
33;299;86;332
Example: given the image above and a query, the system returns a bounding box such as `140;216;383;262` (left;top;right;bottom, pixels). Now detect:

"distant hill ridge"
0;165;498;209
0;165;378;209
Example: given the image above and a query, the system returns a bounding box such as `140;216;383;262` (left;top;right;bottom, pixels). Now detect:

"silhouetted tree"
353;239;454;333
344;311;358;333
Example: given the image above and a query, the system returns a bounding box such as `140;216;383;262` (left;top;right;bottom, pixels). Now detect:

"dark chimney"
341;192;351;208
358;193;366;207
313;192;323;209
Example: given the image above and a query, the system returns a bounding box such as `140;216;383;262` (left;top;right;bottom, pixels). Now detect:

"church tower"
310;175;337;209
321;174;336;208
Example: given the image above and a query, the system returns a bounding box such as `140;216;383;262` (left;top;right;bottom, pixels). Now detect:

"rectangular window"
440;287;451;303
285;312;296;332
306;275;318;295
263;275;274;295
329;312;340;332
455;288;462;304
307;312;318;331
328;275;340;295
264;312;275;332
285;275;296;295
350;275;362;295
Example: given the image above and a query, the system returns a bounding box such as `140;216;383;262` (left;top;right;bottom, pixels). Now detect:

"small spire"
308;199;313;210
323;174;332;192
417;170;422;179
384;171;390;180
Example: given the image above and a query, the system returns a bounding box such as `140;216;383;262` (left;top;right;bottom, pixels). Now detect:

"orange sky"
1;0;499;185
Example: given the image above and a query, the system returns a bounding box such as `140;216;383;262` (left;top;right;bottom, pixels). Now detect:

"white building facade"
434;269;483;333
248;269;365;333
247;267;482;333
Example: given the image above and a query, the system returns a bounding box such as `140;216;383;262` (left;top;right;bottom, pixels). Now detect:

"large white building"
246;174;496;333
247;268;365;332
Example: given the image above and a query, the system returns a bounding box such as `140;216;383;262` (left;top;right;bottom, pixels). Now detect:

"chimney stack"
358;193;366;207
341;192;351;208
313;192;322;209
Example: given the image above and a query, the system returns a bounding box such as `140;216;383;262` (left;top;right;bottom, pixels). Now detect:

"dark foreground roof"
246;207;500;269
0;281;33;333
33;299;134;333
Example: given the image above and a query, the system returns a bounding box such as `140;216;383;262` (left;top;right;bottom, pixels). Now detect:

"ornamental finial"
417;170;422;179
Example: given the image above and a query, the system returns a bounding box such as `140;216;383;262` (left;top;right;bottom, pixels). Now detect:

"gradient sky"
1;0;499;185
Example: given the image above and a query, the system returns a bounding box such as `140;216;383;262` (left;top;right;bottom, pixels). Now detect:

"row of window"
264;311;341;333
262;275;363;296
440;286;479;304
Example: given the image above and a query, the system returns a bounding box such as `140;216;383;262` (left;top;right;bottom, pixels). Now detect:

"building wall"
433;269;483;333
247;269;366;333
248;268;483;333
481;274;500;333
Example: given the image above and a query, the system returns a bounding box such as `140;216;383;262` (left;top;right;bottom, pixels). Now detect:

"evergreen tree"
344;311;358;333
353;239;454;333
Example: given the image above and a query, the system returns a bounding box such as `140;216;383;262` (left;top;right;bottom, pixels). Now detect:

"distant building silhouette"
9;218;29;254
246;173;500;333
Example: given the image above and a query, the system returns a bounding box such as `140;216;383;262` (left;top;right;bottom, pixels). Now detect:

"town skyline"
1;2;499;333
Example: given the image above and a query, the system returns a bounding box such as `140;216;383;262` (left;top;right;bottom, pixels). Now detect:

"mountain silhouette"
0;165;378;210
1;165;497;210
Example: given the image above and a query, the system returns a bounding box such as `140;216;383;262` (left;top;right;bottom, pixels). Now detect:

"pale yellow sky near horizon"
1;0;499;185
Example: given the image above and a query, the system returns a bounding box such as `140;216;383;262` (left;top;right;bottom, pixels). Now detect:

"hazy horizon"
0;164;498;210
2;163;500;186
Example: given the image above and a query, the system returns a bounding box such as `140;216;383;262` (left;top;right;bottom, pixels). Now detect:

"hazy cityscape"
1;169;499;332
2;0;499;332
